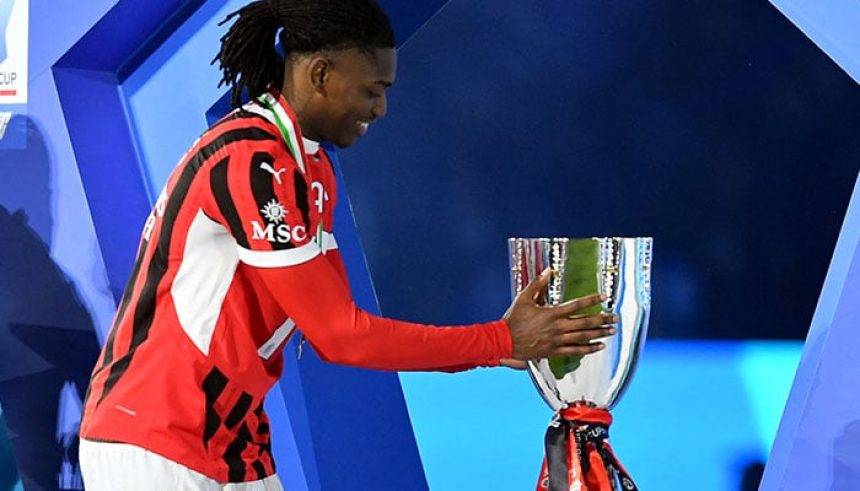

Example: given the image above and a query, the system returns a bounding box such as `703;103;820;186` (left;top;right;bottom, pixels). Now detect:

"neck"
280;61;324;142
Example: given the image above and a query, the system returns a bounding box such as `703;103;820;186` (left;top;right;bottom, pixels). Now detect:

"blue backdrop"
341;0;860;342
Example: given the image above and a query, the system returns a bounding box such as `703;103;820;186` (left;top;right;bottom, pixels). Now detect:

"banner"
0;0;26;147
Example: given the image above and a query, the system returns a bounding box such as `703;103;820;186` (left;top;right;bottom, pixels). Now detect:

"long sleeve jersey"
80;90;513;483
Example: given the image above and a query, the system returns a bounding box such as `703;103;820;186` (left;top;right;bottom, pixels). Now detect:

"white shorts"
80;439;284;491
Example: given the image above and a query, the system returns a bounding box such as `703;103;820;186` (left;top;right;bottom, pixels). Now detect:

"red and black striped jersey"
80;91;513;483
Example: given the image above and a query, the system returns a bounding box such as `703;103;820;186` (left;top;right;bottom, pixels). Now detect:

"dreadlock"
214;0;396;108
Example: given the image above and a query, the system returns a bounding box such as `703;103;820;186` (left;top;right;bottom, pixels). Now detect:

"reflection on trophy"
508;237;652;491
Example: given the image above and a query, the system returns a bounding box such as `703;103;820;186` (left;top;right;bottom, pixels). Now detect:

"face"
304;47;396;148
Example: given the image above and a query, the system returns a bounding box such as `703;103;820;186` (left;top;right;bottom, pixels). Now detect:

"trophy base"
536;403;638;491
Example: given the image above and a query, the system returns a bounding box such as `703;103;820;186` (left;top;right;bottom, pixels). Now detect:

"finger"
554;327;617;346
557;313;619;333
518;267;552;304
553;293;605;317
567;310;614;320
551;342;606;357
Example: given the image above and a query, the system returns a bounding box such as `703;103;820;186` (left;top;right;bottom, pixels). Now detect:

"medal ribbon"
536;404;638;491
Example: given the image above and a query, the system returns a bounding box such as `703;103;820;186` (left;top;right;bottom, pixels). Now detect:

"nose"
372;93;388;119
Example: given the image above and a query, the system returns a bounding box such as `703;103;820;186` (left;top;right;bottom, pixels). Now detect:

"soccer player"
78;1;618;489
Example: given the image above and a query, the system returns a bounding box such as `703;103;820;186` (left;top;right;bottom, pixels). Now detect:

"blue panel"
326;150;387;315
291;150;427;491
120;0;248;198
56;0;200;73
264;375;312;491
770;0;860;84
759;3;860;487
377;0;448;45
205;91;234;127
761;174;860;489
276;339;319;491
52;68;150;301
53;0;211;299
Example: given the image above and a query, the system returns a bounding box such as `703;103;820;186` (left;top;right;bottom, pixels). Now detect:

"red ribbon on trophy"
536;403;638;491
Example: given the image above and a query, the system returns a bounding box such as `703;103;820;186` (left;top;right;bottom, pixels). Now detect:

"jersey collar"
256;89;308;173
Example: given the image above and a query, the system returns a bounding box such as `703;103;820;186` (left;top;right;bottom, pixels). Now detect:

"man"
79;1;617;489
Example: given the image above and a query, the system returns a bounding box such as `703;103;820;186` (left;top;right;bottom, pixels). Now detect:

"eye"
366;89;382;99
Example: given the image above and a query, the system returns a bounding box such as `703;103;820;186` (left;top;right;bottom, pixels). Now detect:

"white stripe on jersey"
257;318;296;360
240;102;277;126
236;231;338;268
171;210;239;355
238;240;321;268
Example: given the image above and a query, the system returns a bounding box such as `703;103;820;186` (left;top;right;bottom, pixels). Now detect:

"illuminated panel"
769;0;860;83
762;177;860;488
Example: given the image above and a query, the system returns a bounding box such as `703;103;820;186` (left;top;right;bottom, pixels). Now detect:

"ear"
308;56;331;96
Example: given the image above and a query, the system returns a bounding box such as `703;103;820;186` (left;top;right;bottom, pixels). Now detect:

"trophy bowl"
508;237;652;411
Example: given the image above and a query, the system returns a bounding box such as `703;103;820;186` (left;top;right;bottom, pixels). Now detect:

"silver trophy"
508;237;652;491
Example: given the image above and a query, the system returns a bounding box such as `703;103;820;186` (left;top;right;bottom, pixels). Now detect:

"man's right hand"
503;268;618;361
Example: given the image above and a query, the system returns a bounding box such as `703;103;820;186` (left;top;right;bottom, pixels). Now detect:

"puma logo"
260;162;287;185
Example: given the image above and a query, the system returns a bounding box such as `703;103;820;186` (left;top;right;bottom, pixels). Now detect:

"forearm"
311;311;511;371
251;256;512;371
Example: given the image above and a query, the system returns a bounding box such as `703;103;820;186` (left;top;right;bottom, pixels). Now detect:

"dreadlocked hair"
213;0;396;108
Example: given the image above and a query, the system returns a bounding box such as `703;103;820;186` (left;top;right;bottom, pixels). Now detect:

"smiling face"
293;47;396;148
